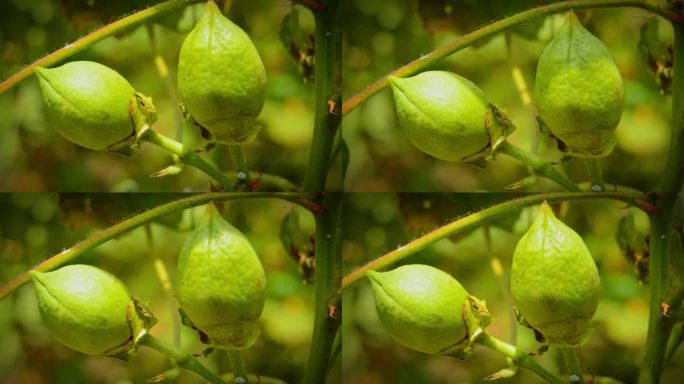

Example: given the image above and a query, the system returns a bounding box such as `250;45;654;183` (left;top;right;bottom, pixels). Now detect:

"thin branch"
584;159;605;192
144;130;233;190
478;333;565;384
342;0;669;116
140;333;226;384
341;191;648;290
0;0;203;95
227;350;250;384
497;141;582;192
561;348;584;383
228;145;252;191
0;192;317;301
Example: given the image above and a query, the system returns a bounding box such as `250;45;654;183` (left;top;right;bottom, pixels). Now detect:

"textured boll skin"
35;61;136;150
30;265;134;356
177;1;266;144
534;12;624;158
390;71;506;162
176;204;266;350
511;203;600;346
367;264;472;354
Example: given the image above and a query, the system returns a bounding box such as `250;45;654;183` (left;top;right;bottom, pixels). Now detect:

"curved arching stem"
0;192;320;301
0;0;204;95
341;191;650;291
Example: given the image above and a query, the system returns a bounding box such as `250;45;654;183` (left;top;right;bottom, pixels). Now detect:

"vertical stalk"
560;348;584;383
303;194;342;384
584;159;604;192
227;350;249;384
638;195;675;384
228;145;251;190
659;22;684;193
302;0;342;192
639;20;684;384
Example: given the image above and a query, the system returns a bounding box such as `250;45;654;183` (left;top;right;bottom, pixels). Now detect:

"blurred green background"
0;0;336;192
342;0;675;192
342;193;683;383
0;193;335;383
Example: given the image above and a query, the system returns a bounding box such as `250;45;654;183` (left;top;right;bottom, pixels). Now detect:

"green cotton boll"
534;12;624;158
389;71;514;165
35;61;137;151
177;1;267;145
511;202;600;347
176;203;266;350
367;264;487;356
30;265;136;356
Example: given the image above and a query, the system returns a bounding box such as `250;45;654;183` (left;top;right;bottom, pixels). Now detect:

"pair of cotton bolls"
390;12;624;163
367;203;600;356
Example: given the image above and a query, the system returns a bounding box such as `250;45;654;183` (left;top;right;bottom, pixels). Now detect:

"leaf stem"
477;333;564;384
0;0;203;95
584;159;605;192
302;0;342;193
227;350;249;384
342;0;669;116
0;192;317;301
341;191;648;290
497;142;582;192
144;130;232;190
560;348;584;383
303;194;342;384
140;333;226;384
228;145;251;191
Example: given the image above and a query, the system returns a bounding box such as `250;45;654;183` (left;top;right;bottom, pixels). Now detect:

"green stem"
145;132;297;191
342;0;669;116
659;22;684;192
228;145;251;191
140;334;226;384
145;130;232;190
498;142;582;192
0;0;203;95
478;333;565;384
302;0;342;192
638;195;675;384
227;350;249;384
584;159;605;192
341;191;649;290
664;324;683;366
561;348;584;383
0;192;318;301
303;194;342;384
